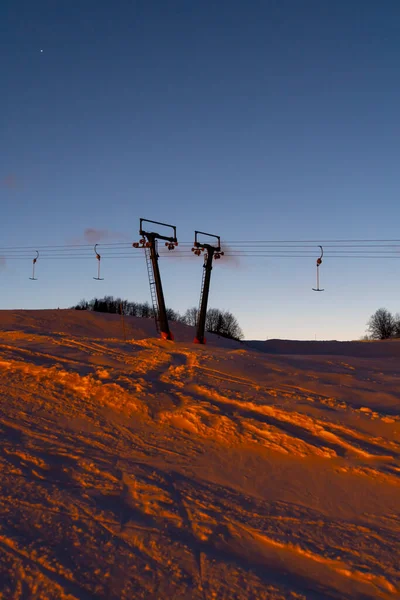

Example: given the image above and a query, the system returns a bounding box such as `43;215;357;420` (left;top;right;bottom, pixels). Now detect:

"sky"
1;0;400;340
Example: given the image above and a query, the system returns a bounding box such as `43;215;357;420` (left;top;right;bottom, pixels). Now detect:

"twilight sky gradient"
1;0;400;340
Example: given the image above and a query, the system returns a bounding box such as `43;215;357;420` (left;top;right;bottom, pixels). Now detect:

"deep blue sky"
1;0;400;340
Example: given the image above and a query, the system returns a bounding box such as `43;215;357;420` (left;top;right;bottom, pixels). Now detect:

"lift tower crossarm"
192;231;223;344
139;219;177;244
194;231;221;250
134;218;178;341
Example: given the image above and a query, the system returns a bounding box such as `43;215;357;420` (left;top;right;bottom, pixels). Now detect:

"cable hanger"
29;251;39;280
312;246;324;292
93;244;104;280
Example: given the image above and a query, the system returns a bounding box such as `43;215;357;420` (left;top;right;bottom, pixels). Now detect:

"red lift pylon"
133;218;178;341
192;231;223;344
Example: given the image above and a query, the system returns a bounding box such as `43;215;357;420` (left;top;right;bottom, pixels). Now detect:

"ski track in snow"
0;310;399;599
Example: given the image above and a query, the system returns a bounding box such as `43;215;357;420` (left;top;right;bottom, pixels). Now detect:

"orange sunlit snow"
0;309;399;599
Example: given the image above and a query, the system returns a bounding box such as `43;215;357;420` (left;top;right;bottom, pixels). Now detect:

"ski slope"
0;310;399;599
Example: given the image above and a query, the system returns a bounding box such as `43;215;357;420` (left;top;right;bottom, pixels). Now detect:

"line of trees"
72;296;244;341
366;308;400;340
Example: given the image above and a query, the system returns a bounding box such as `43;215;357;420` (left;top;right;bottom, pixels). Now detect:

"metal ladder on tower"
145;246;160;333
196;253;207;325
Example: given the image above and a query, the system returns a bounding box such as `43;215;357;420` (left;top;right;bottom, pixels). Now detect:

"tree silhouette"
367;308;396;340
206;308;244;340
183;307;198;326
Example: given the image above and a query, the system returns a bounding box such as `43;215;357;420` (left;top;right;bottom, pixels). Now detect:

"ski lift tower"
192;231;223;344
133;219;178;341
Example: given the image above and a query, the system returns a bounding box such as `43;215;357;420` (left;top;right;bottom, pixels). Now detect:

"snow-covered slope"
0;310;399;599
246;337;400;358
0;309;240;347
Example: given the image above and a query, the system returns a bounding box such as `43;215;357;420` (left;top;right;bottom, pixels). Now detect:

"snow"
0;309;399;599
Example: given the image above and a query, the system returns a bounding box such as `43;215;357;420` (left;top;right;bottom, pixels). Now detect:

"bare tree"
206;308;244;340
220;310;244;340
73;299;89;310
166;308;181;322
205;308;221;334
183;307;198;326
394;313;400;338
138;301;153;318
367;308;396;340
